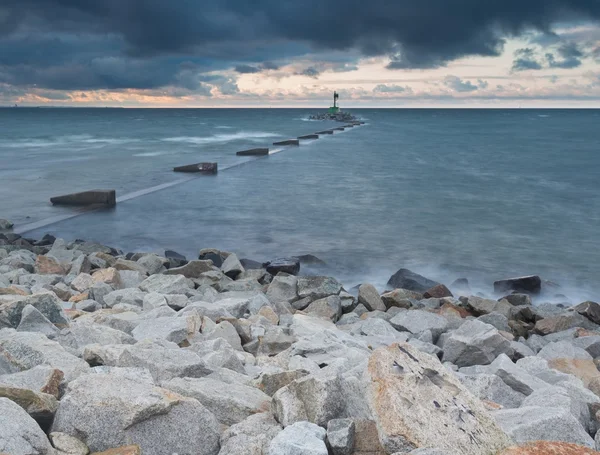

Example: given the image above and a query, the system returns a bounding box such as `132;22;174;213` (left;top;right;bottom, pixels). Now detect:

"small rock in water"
493;275;542;295
0;218;14;230
265;257;300;276
387;268;440;293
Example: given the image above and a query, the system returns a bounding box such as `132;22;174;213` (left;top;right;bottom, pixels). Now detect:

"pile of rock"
2;234;600;454
308;112;359;122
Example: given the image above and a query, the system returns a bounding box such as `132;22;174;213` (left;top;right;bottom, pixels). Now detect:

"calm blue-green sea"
1;108;599;302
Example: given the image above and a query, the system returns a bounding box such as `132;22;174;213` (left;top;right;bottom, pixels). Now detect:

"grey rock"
477;312;510;333
493;405;593;447
327;418;355;455
87;282;113;306
537;340;593;361
139;274;194;294
389;310;448;340
456;373;525;408
83;341;210;381
485;354;548;395
268;421;328;455
118;270;147;289
0;365;64;398
136;253;167;275
17;304;61;337
0;397;55;454
0;329;89;382
265;257;300;276
573;301;600;324
219;413;281;455
48;432;89;455
164;260;215;279
381;288;422;309
56;321;135;354
102;288;145;308
253;370;310;397
442;320;511;367
132;315;200;344
357;284;386;312
74;299;101;312
188;338;245;374
503;293;532;306
297;276;343;300
493;275;541;295
221;253;245;279
522;385;591;430
387;268;439;293
1;292;68;328
162;377;271;426
509;341;536;360
359;317;402;339
205;320;243;351
0;219;14;230
572;336;600;358
266;273;298;304
51;372;221;454
304;295;342;322
70;273;94;293
408;338;443;359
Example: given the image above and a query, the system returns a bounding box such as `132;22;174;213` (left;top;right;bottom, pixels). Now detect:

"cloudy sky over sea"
1;1;600;107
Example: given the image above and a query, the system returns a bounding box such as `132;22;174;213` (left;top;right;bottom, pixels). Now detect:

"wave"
1;135;141;148
161;131;280;145
214;126;233;129
133;151;166;157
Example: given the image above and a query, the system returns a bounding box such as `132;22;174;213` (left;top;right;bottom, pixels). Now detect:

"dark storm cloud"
512;48;543;71
546;42;584;68
234;62;280;73
1;0;600;92
297;67;321;78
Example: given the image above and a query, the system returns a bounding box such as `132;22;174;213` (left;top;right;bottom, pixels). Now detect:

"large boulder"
83;341;210;381
0;292;69;328
456;373;525;409
327;418;355;455
389;310;448;340
0;397;55;454
163;260;214;279
267;421;328;455
365;343;511;454
0;384;58;428
161;377;271;426
51;372;221;455
574;301;600;325
56;321;136;354
265;258;300;276
17;304;61;337
357;284;386;312
297;276;343;300
221;253;245;279
139;274;194;294
219;413;281;455
0;329;89;382
493;406;594;447
266;273;298;304
387;269;439;293
442;320;512;367
35;255;67;275
131;315;200;344
304;295;342;322
493;275;541;295
0;365;63;398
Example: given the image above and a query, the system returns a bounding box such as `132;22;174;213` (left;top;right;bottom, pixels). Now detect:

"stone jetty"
50;190;116;207
236;148;270;156
3;234;600;454
273;139;300;146
298;134;319;140
309;111;359;122
173;162;218;173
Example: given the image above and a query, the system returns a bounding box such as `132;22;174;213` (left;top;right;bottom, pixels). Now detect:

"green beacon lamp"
329;91;340;114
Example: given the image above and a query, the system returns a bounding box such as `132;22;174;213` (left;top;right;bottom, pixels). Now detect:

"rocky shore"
2;229;600;454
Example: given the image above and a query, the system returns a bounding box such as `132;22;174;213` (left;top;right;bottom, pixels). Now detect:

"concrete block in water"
333;127;346;131
298;134;319;140
236;148;269;156
173;162;218;173
315;130;334;135
50;190;116;207
273;139;300;146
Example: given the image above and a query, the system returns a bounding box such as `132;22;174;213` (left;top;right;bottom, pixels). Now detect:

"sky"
1;1;600;108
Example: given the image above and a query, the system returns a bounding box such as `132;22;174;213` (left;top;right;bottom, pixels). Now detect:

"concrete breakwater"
1;234;600;454
14;122;365;235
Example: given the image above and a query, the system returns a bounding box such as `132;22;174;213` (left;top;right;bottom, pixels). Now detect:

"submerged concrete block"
173;162;218;174
333;127;346;131
315;130;334;135
273;139;300;146
236;148;269;156
50;190;116;207
298;134;319;140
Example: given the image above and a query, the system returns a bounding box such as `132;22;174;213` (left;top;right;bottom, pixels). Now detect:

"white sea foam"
134;151;166;157
161;131;280;145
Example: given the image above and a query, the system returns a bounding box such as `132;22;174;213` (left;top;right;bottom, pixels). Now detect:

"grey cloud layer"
1;0;600;92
